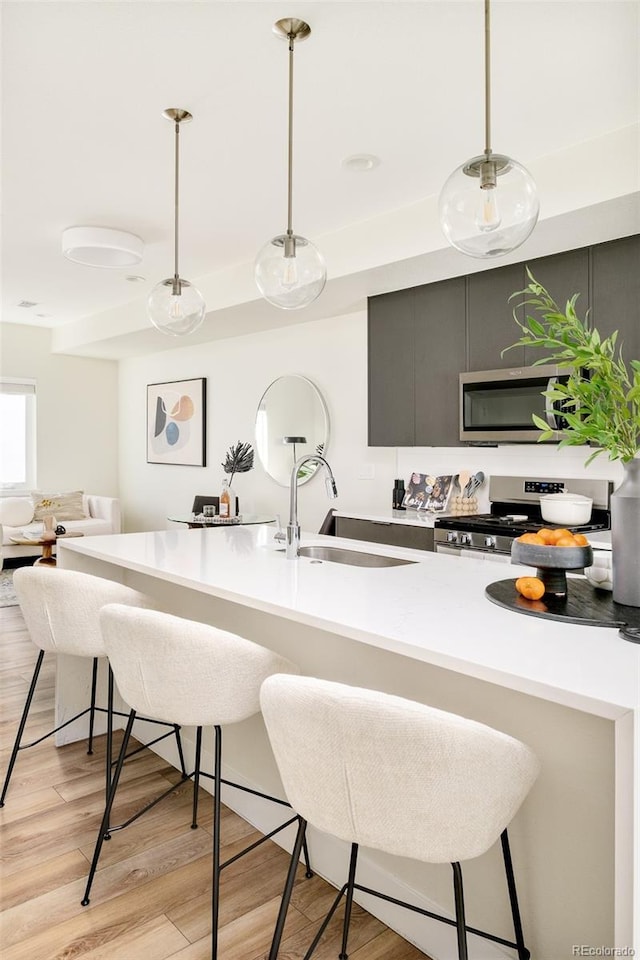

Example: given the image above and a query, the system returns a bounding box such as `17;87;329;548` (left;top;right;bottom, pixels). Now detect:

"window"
0;379;36;493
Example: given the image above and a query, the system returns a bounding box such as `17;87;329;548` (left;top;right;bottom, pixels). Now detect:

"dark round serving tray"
485;578;640;644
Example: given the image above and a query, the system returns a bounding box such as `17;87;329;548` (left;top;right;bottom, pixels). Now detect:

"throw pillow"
32;491;87;522
0;497;35;527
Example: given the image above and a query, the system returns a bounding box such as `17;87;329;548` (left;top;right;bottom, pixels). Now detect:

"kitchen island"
57;525;639;960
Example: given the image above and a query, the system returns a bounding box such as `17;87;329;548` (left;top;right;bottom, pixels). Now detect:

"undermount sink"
295;545;416;567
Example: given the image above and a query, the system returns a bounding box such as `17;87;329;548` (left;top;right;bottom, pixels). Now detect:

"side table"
9;532;85;567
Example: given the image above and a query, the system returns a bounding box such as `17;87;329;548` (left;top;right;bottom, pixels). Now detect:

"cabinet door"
524;248;590;365
467;263;526;370
413;277;466;446
591;235;640;361
368;289;415;446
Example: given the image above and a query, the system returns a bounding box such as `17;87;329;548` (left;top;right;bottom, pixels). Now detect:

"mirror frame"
255;375;330;487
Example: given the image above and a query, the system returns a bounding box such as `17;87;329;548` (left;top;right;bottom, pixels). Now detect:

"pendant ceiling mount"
272;18;311;42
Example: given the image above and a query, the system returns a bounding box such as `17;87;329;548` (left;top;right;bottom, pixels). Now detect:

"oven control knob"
484;536;496;549
460;533;472;546
446;531;458;544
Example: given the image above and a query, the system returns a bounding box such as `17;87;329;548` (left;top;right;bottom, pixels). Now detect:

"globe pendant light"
147;109;206;336
255;18;327;310
439;0;539;259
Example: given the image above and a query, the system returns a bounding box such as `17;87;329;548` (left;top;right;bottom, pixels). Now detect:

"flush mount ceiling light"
438;0;539;259
254;18;327;310
147;108;205;337
62;226;144;268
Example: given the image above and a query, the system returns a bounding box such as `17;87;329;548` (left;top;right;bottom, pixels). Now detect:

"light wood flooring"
0;602;429;960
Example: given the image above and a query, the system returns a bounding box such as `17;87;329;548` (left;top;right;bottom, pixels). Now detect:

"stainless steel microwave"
459;365;573;443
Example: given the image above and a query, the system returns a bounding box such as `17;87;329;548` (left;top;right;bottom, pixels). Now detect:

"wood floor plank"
1;832;213;950
74;914;190;960
1;849;91;910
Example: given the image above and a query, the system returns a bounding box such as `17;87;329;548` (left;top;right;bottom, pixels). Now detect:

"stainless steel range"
434;475;612;561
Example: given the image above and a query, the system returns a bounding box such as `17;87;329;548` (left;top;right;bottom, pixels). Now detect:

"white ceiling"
2;1;639;358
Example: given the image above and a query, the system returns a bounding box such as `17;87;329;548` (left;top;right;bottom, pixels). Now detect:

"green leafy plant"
222;441;254;486
504;269;640;464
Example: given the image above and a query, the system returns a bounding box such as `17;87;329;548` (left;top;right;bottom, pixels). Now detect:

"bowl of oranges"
511;528;593;598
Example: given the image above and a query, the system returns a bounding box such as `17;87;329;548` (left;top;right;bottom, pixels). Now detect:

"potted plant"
505;269;640;607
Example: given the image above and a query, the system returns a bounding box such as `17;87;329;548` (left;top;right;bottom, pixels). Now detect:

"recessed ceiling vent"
18;300;38;308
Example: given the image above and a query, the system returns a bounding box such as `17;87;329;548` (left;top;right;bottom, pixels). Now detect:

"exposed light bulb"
477;184;502;232
282;255;299;288
170;294;184;318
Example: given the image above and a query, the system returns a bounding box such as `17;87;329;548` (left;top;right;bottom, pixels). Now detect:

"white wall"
119;310;624;534
0;323;119;496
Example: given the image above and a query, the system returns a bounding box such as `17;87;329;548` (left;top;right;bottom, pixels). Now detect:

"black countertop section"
485;578;640;643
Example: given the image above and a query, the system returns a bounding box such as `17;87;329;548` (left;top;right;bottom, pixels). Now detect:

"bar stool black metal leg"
174;724;188;779
87;658;98;755
268;817;308;960
339;843;359;959
0;649;45;807
302;833;313;878
501;830;530;960
106;666;114;806
211;725;223;960
191;725;202;829
452;862;469;960
81;710;136;906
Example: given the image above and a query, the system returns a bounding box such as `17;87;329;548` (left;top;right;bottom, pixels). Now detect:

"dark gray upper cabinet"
367;235;638;448
467;263;526;370
413;278;466;446
368;279;466;447
591;235;640;362
368;288;415;446
524;247;590;365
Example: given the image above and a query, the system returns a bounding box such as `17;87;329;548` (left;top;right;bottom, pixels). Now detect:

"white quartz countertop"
59;525;639;719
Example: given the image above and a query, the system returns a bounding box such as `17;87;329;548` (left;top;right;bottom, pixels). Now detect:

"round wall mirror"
255;375;330;487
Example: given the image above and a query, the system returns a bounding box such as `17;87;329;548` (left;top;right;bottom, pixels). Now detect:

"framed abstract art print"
147;378;206;466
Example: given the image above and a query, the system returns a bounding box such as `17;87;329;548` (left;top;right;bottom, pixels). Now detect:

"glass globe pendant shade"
255;234;327;310
147;277;206;336
438;153;539;259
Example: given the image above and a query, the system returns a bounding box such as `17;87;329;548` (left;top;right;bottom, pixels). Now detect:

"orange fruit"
552;528;573;541
518;533;545;545
536;528;556;545
573;533;589;546
556;534;579;547
515;576;546;600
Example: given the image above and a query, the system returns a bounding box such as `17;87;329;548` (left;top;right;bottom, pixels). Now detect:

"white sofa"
0;494;121;563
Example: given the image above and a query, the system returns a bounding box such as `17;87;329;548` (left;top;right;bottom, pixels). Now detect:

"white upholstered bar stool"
81;604;309;960
1;567;187;809
261;675;541;960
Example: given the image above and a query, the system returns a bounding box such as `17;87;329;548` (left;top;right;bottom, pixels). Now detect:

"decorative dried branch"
222;441;255;486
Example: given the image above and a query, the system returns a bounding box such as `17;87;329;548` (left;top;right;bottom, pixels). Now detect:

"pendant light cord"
173;119;181;284
484;0;492;158
287;33;295;238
